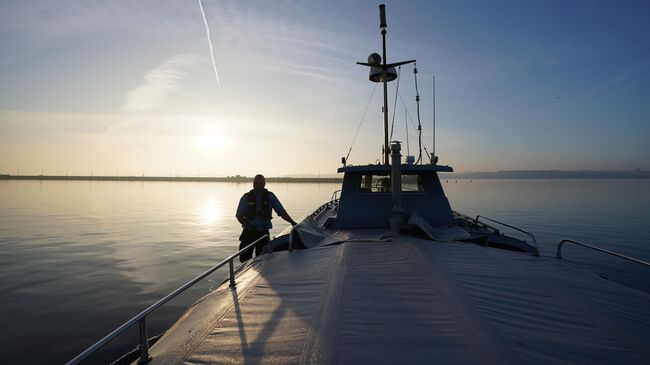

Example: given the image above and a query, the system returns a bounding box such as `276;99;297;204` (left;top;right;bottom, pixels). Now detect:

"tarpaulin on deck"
147;236;650;365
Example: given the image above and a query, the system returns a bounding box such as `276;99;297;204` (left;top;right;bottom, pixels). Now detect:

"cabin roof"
337;164;453;173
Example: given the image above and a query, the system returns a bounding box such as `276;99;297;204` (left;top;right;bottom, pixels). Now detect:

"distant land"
1;170;648;182
0;174;342;183
446;169;650;179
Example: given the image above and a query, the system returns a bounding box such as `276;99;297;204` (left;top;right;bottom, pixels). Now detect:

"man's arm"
280;212;298;226
235;195;250;228
270;193;298;226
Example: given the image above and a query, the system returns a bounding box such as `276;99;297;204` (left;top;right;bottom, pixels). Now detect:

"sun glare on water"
198;197;221;225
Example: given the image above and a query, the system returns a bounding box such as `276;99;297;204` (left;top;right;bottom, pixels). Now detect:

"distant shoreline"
447;170;650;179
0;175;343;183
1;170;649;182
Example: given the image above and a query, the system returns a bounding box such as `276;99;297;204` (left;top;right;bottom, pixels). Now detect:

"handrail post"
228;259;235;287
288;229;293;252
475;214;538;255
330;189;341;203
137;318;151;364
556;239;650;267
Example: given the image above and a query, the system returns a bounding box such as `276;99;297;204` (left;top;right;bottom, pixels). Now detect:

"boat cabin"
329;162;455;229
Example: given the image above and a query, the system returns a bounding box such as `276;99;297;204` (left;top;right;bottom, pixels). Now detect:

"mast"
380;5;389;165
356;4;415;165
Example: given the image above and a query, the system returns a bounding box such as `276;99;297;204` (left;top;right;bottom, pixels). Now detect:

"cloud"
120;54;198;113
575;59;650;103
198;0;220;85
0;2;201;67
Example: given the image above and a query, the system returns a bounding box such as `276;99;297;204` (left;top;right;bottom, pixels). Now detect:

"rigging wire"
397;93;423;160
413;62;423;164
423;146;433;164
398;93;419;133
405;107;410;156
345;83;379;164
382;64;432;164
389;66;401;142
397;92;428;161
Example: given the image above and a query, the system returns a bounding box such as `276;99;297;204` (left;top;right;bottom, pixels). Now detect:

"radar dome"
368;53;381;65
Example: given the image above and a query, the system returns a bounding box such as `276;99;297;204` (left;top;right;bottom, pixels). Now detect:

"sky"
1;0;649;176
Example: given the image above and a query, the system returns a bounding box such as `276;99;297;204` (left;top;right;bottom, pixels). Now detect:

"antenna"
379;4;387;28
433;74;436;161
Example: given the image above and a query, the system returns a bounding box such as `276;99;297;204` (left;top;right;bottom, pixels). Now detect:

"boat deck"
146;234;650;364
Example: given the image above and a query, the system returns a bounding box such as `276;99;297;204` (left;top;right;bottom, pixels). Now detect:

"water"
1;179;649;364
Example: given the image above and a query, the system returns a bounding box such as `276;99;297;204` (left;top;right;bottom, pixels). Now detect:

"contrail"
198;0;220;85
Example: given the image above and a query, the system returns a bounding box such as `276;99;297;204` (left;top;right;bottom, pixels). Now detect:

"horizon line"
1;169;649;182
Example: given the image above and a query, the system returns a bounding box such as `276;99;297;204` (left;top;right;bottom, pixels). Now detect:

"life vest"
245;189;272;221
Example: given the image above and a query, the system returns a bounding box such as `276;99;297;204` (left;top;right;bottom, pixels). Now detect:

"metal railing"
66;235;269;365
331;189;341;202
556;239;650;267
475;215;538;250
311;199;339;220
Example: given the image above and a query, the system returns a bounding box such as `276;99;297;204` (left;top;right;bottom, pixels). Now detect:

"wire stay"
345;83;379;164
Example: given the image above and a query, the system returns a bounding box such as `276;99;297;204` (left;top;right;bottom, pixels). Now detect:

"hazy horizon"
2;0;649;176
2;168;649;180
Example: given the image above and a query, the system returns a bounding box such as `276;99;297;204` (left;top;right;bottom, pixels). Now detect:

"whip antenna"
433;74;436;163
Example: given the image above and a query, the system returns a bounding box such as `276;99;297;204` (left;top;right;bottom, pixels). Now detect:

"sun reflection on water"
198;197;222;225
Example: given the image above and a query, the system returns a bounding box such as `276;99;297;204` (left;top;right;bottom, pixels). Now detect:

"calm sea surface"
1;179;649;364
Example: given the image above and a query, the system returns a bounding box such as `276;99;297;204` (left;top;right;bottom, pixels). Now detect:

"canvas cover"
146;236;650;364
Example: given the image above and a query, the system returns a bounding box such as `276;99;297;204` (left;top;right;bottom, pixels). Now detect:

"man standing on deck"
236;174;297;262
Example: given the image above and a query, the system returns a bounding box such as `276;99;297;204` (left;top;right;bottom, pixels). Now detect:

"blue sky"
1;0;649;176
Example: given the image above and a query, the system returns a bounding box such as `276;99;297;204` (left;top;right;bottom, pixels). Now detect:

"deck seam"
299;244;348;364
410;240;518;365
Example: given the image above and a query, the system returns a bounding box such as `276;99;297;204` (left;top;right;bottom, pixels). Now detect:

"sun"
195;134;228;152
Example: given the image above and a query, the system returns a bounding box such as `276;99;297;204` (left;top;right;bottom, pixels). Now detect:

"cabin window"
402;174;425;192
358;174;424;193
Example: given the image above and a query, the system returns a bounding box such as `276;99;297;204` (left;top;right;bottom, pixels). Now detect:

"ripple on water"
1;180;648;364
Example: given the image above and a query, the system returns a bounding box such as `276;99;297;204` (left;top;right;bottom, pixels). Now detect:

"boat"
68;4;650;365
